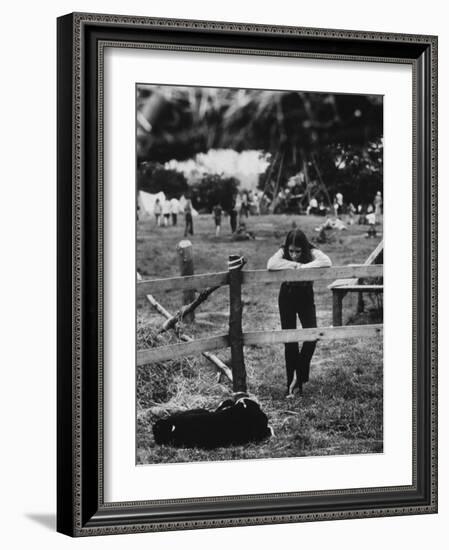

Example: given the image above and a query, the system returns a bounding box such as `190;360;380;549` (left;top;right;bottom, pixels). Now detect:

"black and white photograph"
0;0;443;545
136;84;384;465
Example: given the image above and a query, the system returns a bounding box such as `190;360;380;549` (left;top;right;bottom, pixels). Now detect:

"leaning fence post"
177;240;195;323
228;255;247;394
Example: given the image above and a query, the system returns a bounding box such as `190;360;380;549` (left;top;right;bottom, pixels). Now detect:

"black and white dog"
153;397;272;449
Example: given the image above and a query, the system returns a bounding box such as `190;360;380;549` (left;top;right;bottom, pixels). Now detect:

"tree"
314;140;383;205
137;162;188;198
190;174;239;212
136;86;383;206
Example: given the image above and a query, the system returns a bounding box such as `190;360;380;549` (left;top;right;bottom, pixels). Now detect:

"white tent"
137;190;166;219
138;190;199;218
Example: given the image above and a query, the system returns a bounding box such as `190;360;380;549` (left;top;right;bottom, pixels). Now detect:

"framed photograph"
57;12;437;536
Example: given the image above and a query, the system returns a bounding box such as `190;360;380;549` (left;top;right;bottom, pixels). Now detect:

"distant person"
229;195;238;233
374;191;383;220
348;202;356;225
357;204;366;224
336;192;344;214
333;198;339;217
170;197;180;226
154;198;162;226
366;211;377;237
232;221;255;241
318;201;327;216
267;229;331;397
316;218;347;231
307;197;318;215
249;190;259;215
235;193;242;223
212;203;222;237
184;198;194;236
241;191;249;218
162;199;171;226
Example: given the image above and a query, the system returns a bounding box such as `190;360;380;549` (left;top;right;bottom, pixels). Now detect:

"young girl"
267;228;332;397
153;198;162;226
212;203;222;237
184;197;194;237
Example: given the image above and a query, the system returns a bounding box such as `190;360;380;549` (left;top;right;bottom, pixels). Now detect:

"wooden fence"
137;264;383;393
328;240;384;326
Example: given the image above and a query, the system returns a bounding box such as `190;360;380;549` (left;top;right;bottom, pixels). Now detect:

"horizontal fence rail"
242;265;383;286
137;272;229;297
137;264;383;295
137;334;230;365
330;284;384;292
137;324;383;365
244;324;383;345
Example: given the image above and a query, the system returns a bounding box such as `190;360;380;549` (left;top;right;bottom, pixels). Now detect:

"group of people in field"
212;192;257;240
308;191;383;226
153;197;194;237
234;189;263;217
152;190;262;239
153;197;181;227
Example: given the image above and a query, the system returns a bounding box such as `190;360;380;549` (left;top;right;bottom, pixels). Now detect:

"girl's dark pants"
278;282;317;389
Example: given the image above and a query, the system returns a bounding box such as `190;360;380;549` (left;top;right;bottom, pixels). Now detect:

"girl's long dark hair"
283;228;315;264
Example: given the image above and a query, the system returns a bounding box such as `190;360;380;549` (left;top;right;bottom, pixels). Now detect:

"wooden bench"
328;240;383;326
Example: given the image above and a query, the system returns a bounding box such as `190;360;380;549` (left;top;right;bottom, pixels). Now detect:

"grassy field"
136;213;383;464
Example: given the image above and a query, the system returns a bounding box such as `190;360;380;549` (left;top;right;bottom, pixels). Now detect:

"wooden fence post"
228;255;247;394
357;292;365;314
332;290;344;326
177;240;195;323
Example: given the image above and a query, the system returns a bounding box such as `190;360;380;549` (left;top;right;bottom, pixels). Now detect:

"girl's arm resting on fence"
267;248;298;270
299;248;332;269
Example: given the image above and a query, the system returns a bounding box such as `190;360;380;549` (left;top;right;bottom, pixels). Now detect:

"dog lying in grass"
152;397;272;449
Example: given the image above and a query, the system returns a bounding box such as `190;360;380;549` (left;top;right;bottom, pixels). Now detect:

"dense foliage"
137;161;188;199
137;86;383;206
315;141;383;205
190;174;239;212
